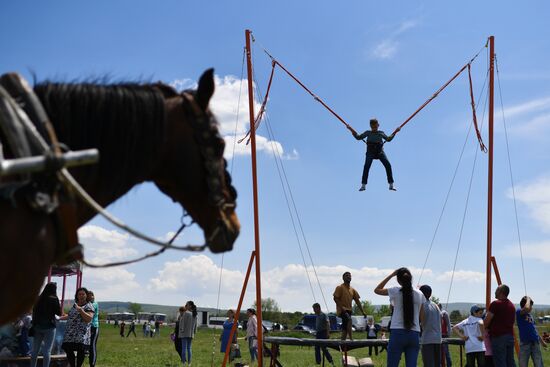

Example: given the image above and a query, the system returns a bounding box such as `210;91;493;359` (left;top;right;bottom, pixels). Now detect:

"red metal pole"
245;29;264;366
222;251;256;367
485;36;495;309
47;267;52;283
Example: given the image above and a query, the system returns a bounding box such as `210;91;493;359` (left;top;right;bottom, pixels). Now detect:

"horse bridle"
179;91;237;246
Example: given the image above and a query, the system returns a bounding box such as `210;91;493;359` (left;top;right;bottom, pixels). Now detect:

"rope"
81;217;188;268
392;43;487;140
212;48;246;366
445;130;481;308
417;65;490;286
230;47;246;175
239;60;276;144
468;64;487;152
444;47;491;307
251;58;331;312
261;48;359;136
495;56;528;296
250;66;318;305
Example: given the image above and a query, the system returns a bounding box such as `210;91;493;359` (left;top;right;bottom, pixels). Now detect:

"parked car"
351;315;368;331
262;320;274;332
292;324;315;334
296;314;341;332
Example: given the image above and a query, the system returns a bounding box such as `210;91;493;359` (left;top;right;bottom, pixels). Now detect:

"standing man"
333;271;367;340
126;320;137;338
516;296;547;367
312;303;335;366
119;320;126;338
484;284;516;367
154;319;160;337
419;285;442;367
87;290;99;367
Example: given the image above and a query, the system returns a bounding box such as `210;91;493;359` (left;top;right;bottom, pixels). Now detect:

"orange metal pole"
490;256;502;285
221;251;256;367
486;36;495;310
245;29;264;366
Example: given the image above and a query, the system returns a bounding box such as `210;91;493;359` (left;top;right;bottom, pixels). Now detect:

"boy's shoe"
389;183;396;191
359;184;366;191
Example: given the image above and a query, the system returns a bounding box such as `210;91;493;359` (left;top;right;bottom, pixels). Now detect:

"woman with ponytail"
375;267;425;367
178;301;198;366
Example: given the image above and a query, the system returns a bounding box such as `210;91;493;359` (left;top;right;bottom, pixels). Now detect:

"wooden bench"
0;354;68;367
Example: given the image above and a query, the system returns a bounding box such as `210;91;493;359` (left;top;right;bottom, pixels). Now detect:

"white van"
379;316;391;330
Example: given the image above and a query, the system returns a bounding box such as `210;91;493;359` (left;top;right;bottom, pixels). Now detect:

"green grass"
96;324;550;366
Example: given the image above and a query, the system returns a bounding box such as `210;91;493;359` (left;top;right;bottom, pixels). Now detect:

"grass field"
96;324;550;366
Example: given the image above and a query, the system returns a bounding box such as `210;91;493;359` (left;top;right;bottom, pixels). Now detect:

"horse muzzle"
207;216;240;253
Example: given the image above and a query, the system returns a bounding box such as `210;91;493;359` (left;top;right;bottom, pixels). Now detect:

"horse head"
153;69;240;253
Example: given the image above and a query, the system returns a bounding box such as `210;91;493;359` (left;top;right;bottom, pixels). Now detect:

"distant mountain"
91;301;550;318
375;302;550;315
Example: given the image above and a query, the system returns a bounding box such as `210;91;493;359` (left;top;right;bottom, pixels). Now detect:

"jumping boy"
352;118;399;191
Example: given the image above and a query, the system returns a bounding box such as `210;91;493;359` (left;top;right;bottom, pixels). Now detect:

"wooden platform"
263;336;465;367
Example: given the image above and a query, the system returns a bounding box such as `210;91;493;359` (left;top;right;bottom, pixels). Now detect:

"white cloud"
78;225;137;262
172;74;298;160
371;19;420;60
372;40;398;60
505;241;550;263
502;96;550;118
511;176;550;232
147;256;489;311
435;270;485;283
498;96;550;136
170;78;196;91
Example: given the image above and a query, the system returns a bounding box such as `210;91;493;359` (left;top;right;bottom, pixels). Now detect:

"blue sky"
2;1;550;313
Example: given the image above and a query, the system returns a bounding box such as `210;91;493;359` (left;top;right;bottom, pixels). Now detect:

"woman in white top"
245;308;258;362
375;267;425;367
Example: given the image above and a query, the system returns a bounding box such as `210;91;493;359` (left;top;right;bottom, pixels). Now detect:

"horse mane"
33;80;177;200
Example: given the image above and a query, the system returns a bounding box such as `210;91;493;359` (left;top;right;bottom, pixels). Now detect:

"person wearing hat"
453;305;486;366
419;285;442;367
516;296;547;367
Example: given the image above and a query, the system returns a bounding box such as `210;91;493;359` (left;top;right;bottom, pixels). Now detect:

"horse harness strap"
0;72;81;265
181;92;227;207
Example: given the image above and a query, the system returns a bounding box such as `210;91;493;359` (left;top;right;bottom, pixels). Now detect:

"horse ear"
196;68;215;111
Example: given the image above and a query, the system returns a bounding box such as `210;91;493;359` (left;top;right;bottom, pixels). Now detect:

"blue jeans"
491;334;516;367
362;151;394;184
387;329;420;367
30;327;56;367
248;336;258;362
181;337;193;364
441;341;452;366
519;341;543;367
315;331;333;364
